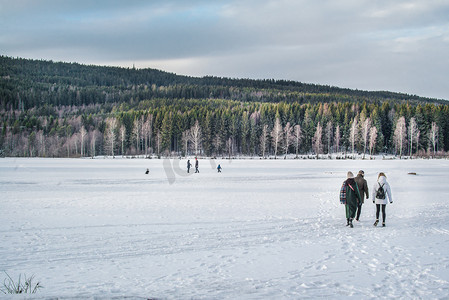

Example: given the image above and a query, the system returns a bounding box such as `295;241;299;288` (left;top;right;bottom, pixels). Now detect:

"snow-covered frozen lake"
1;157;449;299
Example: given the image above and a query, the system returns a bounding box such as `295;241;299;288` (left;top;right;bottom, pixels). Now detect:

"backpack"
339;181;347;204
376;182;386;199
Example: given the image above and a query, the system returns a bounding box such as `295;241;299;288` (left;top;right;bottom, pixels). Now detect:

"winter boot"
349;218;354;228
373;219;379;227
382;222;385;227
346;219;350;226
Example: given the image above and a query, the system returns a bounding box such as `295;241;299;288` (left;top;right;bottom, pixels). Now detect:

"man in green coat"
343;171;362;228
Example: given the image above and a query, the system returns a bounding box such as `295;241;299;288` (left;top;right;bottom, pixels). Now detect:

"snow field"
1;158;449;299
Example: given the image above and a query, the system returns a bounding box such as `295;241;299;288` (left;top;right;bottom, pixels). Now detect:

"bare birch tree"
369;126;378;156
142;115;153;156
293;124;302;158
393;116;407;158
283;122;294;155
271;117;283;158
226;137;233;159
90;129;101;158
105;117;117;157
213;134;222;156
429;121;439;155
361;118;371;159
312;122;323;158
156;130;161;156
189;120;202;156
409;117;419;157
349;117;358;157
80;126;87;157
182;130;190;156
133;118;141;154
119;125;126;156
260;124;269;158
334;124;341;153
325;121;333;154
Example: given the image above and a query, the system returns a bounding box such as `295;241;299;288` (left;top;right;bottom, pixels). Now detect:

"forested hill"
1;55;448;158
0;56;445;110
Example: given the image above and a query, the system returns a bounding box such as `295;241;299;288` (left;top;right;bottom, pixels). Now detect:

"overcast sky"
1;0;449;100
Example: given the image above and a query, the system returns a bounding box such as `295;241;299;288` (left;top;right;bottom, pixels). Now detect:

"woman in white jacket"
371;172;393;227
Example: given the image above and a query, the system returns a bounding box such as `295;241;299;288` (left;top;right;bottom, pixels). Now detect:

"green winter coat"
345;178;361;219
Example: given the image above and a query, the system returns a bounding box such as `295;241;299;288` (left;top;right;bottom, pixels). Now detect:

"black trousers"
376;204;386;223
356;203;362;221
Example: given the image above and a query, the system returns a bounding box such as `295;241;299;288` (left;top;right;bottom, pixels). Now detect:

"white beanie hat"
347;171;354;178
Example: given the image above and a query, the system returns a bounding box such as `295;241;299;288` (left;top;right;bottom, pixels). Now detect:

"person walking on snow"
217;164;222;173
371;172;393;227
340;171;361;228
195;157;199;173
354;170;369;221
187;160;192;173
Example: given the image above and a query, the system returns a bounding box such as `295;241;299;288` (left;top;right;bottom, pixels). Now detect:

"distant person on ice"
145;168;149;174
217;164;222;173
195;157;199;173
187;160;192;173
340;171;361;228
354;170;369;221
372;172;393;227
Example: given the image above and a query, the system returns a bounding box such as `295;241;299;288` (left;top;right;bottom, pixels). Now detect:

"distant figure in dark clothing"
195;157;199;173
217;164;222;173
145;168;149;174
354;170;369;221
187;160;192;173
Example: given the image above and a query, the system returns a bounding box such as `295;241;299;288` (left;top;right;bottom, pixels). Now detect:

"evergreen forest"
1;56;448;158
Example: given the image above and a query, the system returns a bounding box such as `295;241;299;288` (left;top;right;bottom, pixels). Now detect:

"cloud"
1;0;449;99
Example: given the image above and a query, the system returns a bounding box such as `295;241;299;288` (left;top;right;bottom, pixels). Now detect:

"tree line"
1;99;448;158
